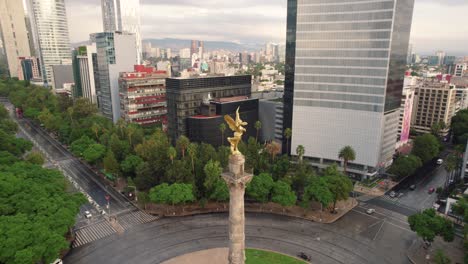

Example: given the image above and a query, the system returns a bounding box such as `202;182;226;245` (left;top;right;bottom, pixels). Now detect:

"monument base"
222;154;252;264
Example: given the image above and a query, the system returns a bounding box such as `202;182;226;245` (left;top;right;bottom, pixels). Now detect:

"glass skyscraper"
26;0;72;86
284;0;415;176
101;0;142;63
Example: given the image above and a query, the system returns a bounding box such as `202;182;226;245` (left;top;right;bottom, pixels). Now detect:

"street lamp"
127;185;138;202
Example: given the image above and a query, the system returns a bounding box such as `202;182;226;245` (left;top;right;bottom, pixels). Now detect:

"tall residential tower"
0;0;31;77
26;0;72;86
101;0;142;63
284;0;415;178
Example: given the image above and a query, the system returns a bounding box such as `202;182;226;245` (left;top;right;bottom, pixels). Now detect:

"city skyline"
65;0;468;55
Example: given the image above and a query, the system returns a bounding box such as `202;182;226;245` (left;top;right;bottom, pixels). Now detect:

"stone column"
222;154;252;264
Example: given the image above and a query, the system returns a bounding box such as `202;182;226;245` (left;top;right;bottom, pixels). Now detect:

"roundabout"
64;209;415;264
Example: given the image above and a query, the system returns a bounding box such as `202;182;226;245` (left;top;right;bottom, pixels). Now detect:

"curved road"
65;209;415;264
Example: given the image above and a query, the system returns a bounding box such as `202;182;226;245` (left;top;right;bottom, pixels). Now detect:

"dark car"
298;252;311;261
409;185;416;190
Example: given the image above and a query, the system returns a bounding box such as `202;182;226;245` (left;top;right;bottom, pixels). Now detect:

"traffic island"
143;198;357;224
161;248;307;264
407;237;465;264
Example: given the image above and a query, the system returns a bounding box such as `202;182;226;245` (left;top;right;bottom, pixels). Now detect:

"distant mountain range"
71;38;268;52
143;38;264;52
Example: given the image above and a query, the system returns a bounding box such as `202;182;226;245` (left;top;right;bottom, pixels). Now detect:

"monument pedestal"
222;154;252;264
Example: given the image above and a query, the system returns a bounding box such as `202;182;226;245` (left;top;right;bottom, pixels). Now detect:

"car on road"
398;192;404;198
366;208;376;214
84;211;92;219
298;252;311;261
428;188;435;194
389;191;396;198
437;159;443;165
409;185;416;190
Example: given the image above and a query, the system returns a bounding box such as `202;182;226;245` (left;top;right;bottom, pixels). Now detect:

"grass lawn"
245;249;306;264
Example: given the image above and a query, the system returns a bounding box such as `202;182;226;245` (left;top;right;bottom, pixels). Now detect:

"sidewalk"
407;237;464;264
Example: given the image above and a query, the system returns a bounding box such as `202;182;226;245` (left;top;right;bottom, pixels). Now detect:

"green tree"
431;121;446;138
134;162;157;190
121;155;143;177
434;249;451;264
167;146;177;164
90;123;101;141
254;120;262;142
296;145;305;163
271;181;297;206
451;109;468;145
246;173;274;203
149;183;195;205
70;135;95;156
271;155;290;181
165;160;193;184
388;155;422;179
412;134;440;163
284;128;292;154
203;160;223;195
176;135;190;158
324;165;353;212
82;144;106;164
338;146;356;175
303;177;333;210
209;180;229;202
219;123;226;145
24;151;45;165
187;142;197;173
103;151;120;176
408;209;455;244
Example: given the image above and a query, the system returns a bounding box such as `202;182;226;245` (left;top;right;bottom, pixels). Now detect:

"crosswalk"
73;220;116;248
72;210;160;248
118;211;159;230
377;195;400;203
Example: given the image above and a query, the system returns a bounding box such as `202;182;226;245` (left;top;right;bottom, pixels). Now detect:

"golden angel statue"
224;107;248;155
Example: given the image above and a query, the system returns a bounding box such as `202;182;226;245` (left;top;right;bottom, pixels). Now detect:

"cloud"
65;0;468;55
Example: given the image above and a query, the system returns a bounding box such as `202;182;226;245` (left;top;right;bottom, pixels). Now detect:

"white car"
84;211;92;219
50;259;63;264
437;159;443;165
366;208;376;214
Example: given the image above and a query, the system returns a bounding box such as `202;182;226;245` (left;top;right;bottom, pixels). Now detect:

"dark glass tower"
284;0;415;174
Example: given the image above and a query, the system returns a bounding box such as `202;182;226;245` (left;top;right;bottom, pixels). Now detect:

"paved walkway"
407;237;464;263
162;248;229;264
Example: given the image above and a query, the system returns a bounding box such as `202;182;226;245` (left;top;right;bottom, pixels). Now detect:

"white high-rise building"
26;0;71;86
95;32;137;122
101;0;141;64
0;0;31;78
284;0;415;178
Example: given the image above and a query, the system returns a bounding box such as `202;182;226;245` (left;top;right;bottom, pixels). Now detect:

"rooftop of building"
169;74;251;80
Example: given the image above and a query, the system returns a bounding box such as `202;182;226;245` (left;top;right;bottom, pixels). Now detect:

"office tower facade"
0;0;31;77
285;0;415;177
26;0;71;86
119;65;168;126
191;40;198;56
436;51;446;66
412;82;456;136
101;0;141;63
95;32;137;122
454;63;467;77
17;56;41;81
72;44;98;104
166;75;251;142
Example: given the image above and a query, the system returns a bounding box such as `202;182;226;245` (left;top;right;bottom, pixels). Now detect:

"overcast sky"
65;0;468;55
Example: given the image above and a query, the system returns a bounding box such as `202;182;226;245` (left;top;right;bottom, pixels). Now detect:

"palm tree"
116;119;127;138
296;145;305;163
284;128;292;154
338;146;356;175
255;121;262;142
167;146;177;164
176;135;190;158
127;125;136;147
219;123;226;146
91;123;101;141
266;141;281;161
187;143;197;173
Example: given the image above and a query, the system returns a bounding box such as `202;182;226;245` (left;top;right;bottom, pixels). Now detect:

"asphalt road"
367;159;450;216
65;207;415;264
1;101;133;217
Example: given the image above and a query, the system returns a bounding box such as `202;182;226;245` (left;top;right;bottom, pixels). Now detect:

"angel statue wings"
224;107;248;155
